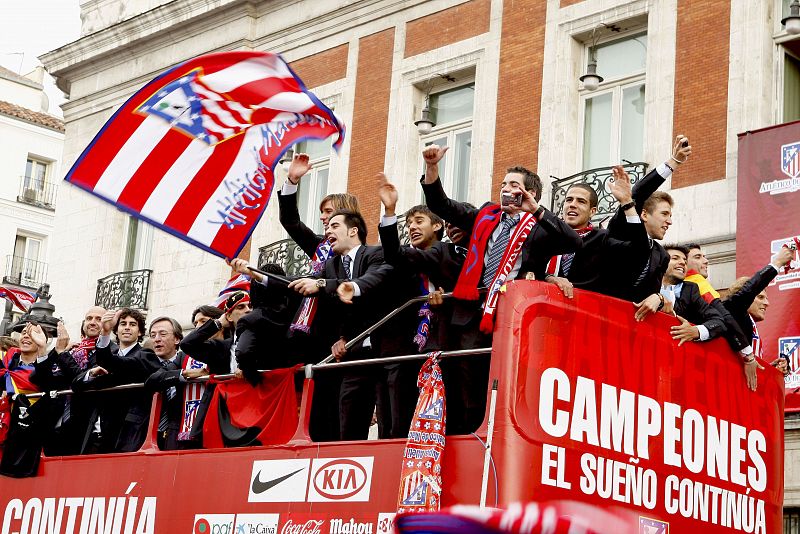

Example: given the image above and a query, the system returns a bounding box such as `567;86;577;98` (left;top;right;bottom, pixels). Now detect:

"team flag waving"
64;51;345;259
0;286;37;312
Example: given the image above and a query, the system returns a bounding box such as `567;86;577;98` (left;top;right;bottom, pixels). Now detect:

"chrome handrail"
19;348;491;399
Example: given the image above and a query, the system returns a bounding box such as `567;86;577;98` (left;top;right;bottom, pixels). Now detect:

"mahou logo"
307;457;374;502
281;519;325;534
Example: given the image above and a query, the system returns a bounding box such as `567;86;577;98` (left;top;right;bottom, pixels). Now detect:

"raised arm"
277;153;324;257
420;145;479;233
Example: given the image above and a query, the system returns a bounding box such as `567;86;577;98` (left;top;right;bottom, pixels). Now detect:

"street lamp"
414;100;435;135
783;0;800;34
9;284;60;337
580;27;604;91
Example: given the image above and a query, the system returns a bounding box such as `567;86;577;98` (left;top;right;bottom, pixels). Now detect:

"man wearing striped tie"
421;145;582;433
722;246;795;391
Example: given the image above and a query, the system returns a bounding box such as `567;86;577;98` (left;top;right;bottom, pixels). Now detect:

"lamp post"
414;99;435;135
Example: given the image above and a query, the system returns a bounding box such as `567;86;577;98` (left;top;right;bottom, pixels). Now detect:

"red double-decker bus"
0;282;785;533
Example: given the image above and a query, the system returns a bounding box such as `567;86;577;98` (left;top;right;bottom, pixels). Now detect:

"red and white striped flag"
0;286;37;312
65;51;345;259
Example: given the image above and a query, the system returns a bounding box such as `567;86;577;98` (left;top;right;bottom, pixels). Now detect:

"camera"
501;192;523;207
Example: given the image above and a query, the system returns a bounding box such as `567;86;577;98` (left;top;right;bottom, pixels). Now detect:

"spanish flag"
685;270;720;303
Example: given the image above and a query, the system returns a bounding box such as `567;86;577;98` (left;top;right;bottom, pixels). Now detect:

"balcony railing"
257;240;312;276
3;255;48;289
17;177;57;210
550;161;649;225
95;269;152;310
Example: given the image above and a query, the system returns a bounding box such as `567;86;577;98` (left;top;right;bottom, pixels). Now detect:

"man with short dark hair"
75;308;149;453
683;243;720;303
422;145;581;434
660;245;726;345
421;145;582;345
289;210;393;440
541;166;648;298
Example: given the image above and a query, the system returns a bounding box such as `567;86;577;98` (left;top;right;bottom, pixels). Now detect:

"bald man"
38;305;118;456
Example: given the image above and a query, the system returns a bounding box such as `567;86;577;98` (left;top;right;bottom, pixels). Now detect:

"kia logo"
312;459;367;499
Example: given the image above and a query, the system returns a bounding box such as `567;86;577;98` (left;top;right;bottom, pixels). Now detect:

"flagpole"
480;378;499;508
246;266;293;286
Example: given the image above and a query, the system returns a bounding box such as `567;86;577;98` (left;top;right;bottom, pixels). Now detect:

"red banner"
737;122;800;410
494;282;785;534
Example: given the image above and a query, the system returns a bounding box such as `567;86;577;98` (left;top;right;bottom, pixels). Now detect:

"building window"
419;82;474;203
580;33;647;169
23;158;49;193
9;234;44;288
784;44;800;122
296;139;331;235
123;217;153;272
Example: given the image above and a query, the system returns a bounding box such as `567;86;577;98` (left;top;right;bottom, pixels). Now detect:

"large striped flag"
65;51;345;259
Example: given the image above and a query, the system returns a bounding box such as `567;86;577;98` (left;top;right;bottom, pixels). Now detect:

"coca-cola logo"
312;459;368;500
281;519;325;534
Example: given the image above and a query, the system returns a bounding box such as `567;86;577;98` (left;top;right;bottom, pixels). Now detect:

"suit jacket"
73;343;154;453
378;222;467;351
91;342;165;452
722;265;779;348
673;281;725;340
278;190;324;258
606;166;671;302
536;223;649;297
144;351;189;450
421;177;582;325
236;277;297;383
315;245;393;358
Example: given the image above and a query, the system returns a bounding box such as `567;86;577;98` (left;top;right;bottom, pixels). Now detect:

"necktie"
342;254;352;280
483;217;518;287
560;253;575;277
634;239;654;287
159;360;177;432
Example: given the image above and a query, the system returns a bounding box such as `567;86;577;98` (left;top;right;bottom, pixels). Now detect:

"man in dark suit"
289;210;392;440
421;144;582;346
659;245;726;345
85;313;169;451
606;136;692;320
421;145;581;433
73;307;149;453
540;166;649;298
722;246;795;391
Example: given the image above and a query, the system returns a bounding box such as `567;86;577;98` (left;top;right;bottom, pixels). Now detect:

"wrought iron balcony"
257;240;312;276
3;255;48;289
95;269;152;310
550;161;649;225
17;177;57;210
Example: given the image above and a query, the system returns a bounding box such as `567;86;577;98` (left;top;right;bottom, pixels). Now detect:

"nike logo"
251;467;305;494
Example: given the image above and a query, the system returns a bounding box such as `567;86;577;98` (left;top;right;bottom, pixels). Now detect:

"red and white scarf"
71;337;97;370
178;355;207;441
545;224;593;276
290;239;333;333
452;205;536;334
397;352;445;513
750;315;763;359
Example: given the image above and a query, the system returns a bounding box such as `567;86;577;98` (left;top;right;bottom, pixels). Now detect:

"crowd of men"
0;135;793;457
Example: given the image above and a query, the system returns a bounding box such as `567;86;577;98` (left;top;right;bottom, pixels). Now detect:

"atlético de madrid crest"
781;141;800;179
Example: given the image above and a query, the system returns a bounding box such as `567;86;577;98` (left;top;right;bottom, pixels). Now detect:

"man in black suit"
421;144;582;346
540;166;649;298
289;210;392;440
74;307;150;453
722;246;795;390
606;136;692;320
85;314;169;451
421;145;581;433
659;245;727;345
